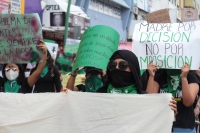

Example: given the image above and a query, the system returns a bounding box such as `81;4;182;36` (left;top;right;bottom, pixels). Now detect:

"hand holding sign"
147;60;159;77
181;62;190;78
37;40;47;55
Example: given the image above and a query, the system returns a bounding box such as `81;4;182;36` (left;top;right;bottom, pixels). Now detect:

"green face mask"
85;75;103;92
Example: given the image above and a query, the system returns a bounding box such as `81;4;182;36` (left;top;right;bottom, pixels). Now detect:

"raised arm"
66;58;79;91
27;41;47;87
146;61;159;93
181;62;199;107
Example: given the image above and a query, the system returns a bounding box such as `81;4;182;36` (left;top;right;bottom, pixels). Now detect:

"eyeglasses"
108;60;129;71
4;67;18;72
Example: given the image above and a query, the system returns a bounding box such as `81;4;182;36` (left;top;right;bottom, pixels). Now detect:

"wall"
87;9;126;40
150;0;169;12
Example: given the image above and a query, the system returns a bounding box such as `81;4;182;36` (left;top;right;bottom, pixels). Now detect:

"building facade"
75;0;133;40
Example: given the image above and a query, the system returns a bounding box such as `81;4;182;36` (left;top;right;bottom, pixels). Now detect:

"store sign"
43;0;90;30
0;0;10;14
10;0;24;14
43;31;64;40
181;9;198;22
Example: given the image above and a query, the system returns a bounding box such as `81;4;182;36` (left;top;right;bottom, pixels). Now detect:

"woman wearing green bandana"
66;66;106;92
0;40;48;93
96;50;177;114
146;62;200;133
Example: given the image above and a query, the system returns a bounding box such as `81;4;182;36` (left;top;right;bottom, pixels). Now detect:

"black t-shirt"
155;70;200;129
0;77;31;93
30;67;61;93
76;84;86;92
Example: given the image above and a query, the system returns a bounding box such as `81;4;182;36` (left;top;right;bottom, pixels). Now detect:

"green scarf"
4;80;20;93
166;69;181;97
107;84;137;94
85;75;103;93
40;65;49;77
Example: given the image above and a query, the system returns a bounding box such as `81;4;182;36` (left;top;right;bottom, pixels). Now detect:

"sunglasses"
108;60;129;71
5;67;18;72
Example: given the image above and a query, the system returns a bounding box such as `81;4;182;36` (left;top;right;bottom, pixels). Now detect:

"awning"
110;0;130;9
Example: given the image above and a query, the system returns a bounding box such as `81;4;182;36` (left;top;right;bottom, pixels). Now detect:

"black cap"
84;67;102;74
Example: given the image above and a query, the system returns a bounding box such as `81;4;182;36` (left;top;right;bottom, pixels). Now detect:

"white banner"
0;91;173;133
132;21;200;70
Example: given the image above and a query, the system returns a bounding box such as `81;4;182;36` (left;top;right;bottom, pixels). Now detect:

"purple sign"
25;0;43;22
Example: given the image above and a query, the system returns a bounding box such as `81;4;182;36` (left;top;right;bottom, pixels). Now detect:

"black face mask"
110;69;135;88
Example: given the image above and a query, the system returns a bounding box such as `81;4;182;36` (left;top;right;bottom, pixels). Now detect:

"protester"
30;50;62;93
0;41;47;93
97;50;143;94
66;66;106;92
92;50;176;115
146;61;200;133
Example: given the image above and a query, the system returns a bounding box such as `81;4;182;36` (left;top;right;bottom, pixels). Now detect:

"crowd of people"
0;40;200;133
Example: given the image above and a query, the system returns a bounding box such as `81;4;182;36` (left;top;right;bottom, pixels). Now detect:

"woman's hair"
98;50;144;94
30;50;55;76
46;50;54;70
35;50;54;70
2;64;25;85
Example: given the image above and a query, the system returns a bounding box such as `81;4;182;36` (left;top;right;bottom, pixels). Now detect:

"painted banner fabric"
0;14;42;63
72;25;119;72
132;21;200;70
0;92;174;133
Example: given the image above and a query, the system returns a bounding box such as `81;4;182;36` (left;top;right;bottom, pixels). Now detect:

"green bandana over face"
166;69;181;97
85;75;103;92
107;84;137;94
40;65;49;78
4;80;20;93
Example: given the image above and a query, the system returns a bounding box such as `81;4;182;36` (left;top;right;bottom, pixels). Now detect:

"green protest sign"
55;39;80;74
0;14;42;63
64;39;80;53
72;25;119;72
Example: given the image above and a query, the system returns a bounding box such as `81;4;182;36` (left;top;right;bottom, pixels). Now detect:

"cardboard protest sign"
56;39;80;74
146;8;171;23
0;92;174;133
72;25;119;72
0;14;42;63
132;21;200;70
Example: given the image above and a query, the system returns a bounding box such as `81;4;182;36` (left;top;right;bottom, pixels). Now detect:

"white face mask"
25;72;30;78
5;70;19;80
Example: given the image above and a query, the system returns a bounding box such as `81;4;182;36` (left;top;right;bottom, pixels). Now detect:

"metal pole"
64;0;72;45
